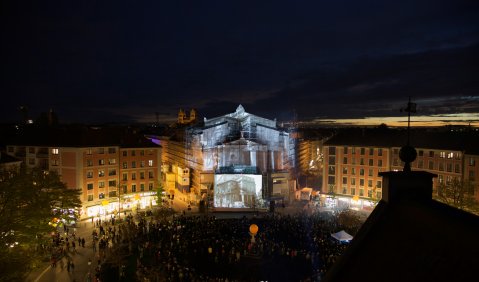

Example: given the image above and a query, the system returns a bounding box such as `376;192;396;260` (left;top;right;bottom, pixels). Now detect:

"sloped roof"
323;172;479;282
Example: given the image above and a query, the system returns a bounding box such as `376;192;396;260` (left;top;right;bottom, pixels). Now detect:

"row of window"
339;157;383;166
339;187;382;199
87;170;155;180
86;182;155;201
329;147;384;156
121;171;154;181
392;158;463;173
341;177;382;188
86;159;154;168
87;180;117;189
327;176;382;188
336;167;382;176
54;147;156;156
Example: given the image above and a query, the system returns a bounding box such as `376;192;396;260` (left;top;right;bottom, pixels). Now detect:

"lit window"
99;170;105;177
148;160;153;167
52;148;59;155
87;171;93;178
99;193;105;199
440;152;446;158
99;181;105;188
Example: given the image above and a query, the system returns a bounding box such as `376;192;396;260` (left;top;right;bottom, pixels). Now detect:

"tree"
0;167;81;280
436;178;478;213
156;181;165;206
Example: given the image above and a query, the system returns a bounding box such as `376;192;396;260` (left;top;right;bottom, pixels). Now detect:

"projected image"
214;174;263;208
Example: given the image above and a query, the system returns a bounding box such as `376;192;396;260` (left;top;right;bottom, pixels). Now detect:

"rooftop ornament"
399;97;417;172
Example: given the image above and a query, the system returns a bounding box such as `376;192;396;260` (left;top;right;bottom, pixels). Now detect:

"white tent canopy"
331;230;353;242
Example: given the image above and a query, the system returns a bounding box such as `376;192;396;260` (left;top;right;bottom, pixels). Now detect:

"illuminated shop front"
84;191;158;218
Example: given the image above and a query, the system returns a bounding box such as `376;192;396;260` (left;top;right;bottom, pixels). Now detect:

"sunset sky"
1;0;478;126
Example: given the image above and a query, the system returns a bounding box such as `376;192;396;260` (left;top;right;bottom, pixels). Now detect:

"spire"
399;97;417;172
236;104;245;114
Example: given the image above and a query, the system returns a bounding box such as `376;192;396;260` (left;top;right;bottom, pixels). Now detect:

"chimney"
379;171;436;203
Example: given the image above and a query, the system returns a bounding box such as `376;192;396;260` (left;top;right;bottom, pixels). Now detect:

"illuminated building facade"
322;128;479;206
6;126;161;218
149;105;297;206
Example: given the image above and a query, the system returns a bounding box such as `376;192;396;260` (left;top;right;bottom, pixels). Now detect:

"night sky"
1;1;478;125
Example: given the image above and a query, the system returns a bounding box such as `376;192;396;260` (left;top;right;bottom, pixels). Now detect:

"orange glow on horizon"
312;113;479;127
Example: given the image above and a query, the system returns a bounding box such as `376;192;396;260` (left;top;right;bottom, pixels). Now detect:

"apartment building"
6;125;161;218
322;128;479;205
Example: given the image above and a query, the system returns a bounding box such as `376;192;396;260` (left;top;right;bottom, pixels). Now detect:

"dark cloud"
1;0;478;124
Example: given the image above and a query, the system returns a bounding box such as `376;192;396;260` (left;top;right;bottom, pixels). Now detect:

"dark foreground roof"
324;171;479;282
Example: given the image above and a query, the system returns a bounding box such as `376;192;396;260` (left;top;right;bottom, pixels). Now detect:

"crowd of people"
92;206;364;282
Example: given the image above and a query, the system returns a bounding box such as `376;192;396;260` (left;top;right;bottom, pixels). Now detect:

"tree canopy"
0;167;81;280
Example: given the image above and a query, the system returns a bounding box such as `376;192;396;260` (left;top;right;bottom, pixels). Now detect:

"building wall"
323;145;390;200
6;144;161;218
323;144;479;204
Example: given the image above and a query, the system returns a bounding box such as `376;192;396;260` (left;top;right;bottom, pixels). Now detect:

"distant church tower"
189;109;197;122
178;108;197;125
178;109;186;124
